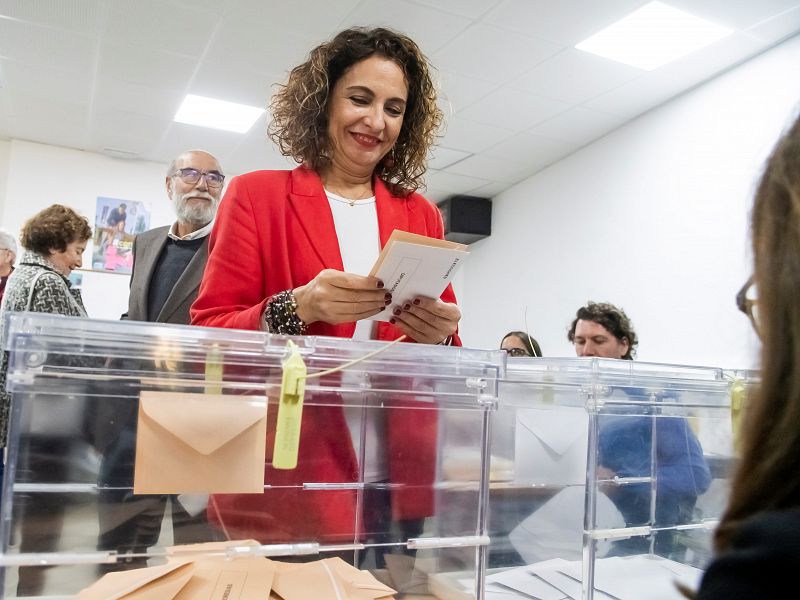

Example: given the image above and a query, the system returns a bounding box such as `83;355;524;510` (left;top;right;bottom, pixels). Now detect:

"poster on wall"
91;197;151;274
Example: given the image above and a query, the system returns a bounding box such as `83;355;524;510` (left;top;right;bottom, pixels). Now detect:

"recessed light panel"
174;94;264;133
575;1;733;71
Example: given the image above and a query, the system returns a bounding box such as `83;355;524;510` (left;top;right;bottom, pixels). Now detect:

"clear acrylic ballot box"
0;313;504;599
462;357;746;600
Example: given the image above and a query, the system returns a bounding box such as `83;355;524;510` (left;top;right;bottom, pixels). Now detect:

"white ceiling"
1;0;799;201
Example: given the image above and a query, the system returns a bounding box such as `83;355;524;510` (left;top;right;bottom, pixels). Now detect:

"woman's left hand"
389;297;460;344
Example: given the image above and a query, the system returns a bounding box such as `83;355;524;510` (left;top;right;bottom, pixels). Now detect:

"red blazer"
192;166;460;543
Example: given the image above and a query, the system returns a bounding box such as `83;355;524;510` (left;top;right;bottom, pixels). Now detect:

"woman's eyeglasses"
172;168;225;188
736;277;760;335
505;347;531;358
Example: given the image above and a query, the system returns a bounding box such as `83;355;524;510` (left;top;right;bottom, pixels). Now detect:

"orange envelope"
76;560;194;600
174;556;276;599
134;391;267;494
273;557;395;600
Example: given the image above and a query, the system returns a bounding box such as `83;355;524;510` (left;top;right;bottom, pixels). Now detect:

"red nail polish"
384;298;391;305
384;293;392;301
376;280;385;289
413;298;421;305
403;303;411;310
389;318;396;324
393;308;401;316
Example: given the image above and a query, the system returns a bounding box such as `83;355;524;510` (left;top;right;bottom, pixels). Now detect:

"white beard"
172;191;217;227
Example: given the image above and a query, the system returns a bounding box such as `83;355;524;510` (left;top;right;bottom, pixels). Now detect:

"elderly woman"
191;27;456;549
0;204;91;594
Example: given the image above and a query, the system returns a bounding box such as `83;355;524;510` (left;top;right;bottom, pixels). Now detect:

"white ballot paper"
368;230;468;322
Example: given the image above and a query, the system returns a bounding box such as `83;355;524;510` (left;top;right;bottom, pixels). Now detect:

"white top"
167;219;214;241
326;190;387;482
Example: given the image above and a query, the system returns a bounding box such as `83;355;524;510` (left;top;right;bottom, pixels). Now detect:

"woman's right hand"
293;269;389;325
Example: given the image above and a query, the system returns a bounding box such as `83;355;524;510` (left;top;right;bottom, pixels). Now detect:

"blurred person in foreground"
501;330;542;357
568;301;711;556
190;27;460;555
694;112;800;598
0;204;91;595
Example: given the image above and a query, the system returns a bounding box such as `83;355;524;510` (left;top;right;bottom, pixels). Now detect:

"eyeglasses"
171;168;225;188
505;347;531;358
736;277;760;335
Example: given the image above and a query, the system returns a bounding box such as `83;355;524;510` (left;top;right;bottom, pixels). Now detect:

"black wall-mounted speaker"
437;195;492;244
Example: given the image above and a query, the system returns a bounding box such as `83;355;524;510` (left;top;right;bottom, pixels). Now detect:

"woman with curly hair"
191;28;458;552
192;26;459;344
0;204;91;594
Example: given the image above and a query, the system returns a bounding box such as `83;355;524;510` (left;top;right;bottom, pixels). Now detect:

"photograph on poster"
91;197;150;274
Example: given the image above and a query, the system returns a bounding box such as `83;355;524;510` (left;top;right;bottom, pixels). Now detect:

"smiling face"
49;238;86;276
166;151;223;230
325;55;408;178
572;319;630;359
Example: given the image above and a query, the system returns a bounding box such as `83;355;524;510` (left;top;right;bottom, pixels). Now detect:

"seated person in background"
501;330;542;357
568;302;711;555
694;111;800;599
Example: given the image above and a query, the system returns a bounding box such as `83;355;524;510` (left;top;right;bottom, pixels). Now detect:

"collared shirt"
167;220;214;241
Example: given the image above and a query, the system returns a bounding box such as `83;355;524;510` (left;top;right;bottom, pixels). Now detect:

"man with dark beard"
94;150;225;568
125;149;225;323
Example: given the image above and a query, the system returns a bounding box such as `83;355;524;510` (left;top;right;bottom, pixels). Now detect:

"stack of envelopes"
77;541;396;600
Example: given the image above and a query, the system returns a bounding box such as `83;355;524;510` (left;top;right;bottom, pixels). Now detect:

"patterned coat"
0;251;87;447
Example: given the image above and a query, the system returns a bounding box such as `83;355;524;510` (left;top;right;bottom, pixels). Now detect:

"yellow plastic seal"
273;340;307;470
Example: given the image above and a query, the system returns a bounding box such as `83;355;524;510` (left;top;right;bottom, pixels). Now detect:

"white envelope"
514;406;588;486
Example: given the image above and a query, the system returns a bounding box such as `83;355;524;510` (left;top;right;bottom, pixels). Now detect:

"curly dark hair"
268;26;442;195
567;301;638;360
20;204;92;255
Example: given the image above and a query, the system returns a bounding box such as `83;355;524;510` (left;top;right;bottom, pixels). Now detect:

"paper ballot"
368;230;468;322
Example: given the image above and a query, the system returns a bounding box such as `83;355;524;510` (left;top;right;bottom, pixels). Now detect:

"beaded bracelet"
263;290;307;335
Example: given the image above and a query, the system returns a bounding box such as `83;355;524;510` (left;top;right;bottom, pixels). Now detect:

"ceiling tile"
190;61;277;109
527;106;628;144
204;16;320;76
666;0;800;30
155;119;266;167
104;0;219;58
440;116;516;153
434;23;562;84
428;146;471;170
437;71;497;116
408;0;504;20
218;0;361;39
5;95;89;149
98;42;196;90
424;169;490;196
87;111;171;157
0;0;103;36
483;0;646;45
0;18;96;75
458;87;570;131
2;59;92;106
93;78;185;120
583;76;681;117
444;153;540;184
483;131;577;166
343;0;471;54
510;48;641;104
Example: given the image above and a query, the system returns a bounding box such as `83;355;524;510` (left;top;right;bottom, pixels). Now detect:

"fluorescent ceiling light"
575;1;733;71
174;94;264;133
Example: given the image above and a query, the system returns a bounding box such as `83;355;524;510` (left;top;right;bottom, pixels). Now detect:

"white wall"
1;141;176;319
458;35;800;368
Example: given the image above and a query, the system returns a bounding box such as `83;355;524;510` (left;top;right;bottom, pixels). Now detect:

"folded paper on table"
273;557;396;600
509;486;624;563
134;391;267;494
78;541;394;600
514;406;588;486
368;230;468;322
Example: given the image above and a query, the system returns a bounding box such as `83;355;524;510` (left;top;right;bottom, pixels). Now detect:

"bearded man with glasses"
94;149;225;570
